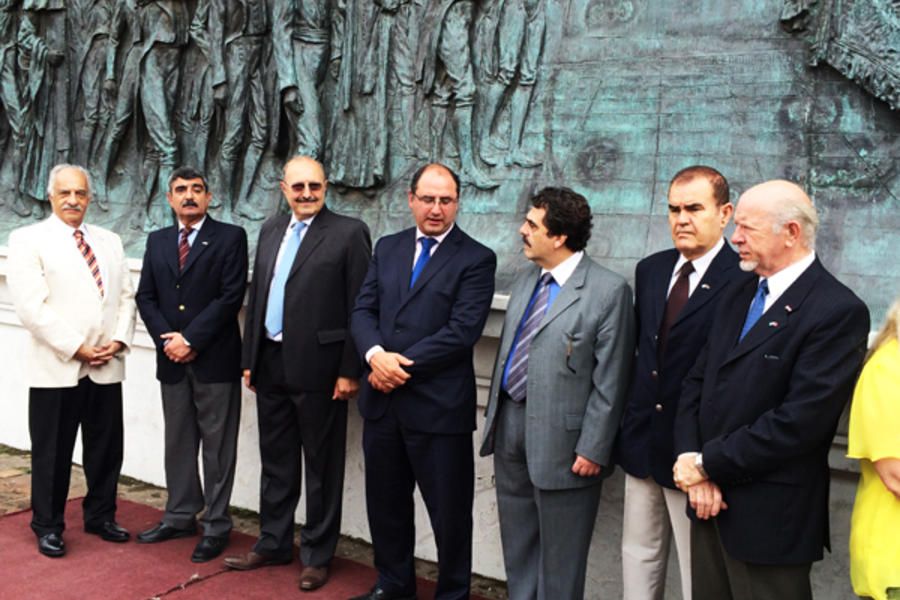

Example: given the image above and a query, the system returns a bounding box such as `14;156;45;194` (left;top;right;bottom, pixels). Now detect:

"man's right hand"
243;369;255;392
368;351;413;392
74;344;112;366
687;480;728;520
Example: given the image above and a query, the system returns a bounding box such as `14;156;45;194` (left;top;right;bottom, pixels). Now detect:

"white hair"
770;194;818;249
46;164;93;199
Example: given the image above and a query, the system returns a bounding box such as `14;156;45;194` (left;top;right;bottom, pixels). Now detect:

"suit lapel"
723;259;823;365
673;244;736;326
534;256;588;336
649;250;679;331
161;226;179;277
257;214;291;292
180;219;215;277
394;228;417;300
500;264;542;357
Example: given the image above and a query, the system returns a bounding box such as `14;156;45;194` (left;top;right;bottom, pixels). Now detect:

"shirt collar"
179;215;206;232
416;222;454;245
760;250;816;302
288;212;317;230
672;237;725;281
48;212;84;234
541;251;584;287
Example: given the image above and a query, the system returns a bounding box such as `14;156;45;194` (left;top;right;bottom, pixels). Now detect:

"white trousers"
621;473;692;600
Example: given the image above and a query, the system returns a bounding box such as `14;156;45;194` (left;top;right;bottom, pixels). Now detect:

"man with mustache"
480;186;633;599
224;156;371;592
134;167;248;562
7;164;136;557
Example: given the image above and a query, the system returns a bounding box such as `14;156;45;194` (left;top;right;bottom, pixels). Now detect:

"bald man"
672;180;870;599
224;156;371;592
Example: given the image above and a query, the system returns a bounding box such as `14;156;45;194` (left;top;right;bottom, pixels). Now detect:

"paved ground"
0;445;507;599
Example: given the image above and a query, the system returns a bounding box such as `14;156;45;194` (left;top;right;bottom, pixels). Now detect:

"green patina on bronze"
0;0;897;322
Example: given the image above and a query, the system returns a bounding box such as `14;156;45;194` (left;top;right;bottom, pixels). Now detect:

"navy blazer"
617;243;740;488
136;216;248;384
674;258;869;564
350;225;496;434
242;206;372;392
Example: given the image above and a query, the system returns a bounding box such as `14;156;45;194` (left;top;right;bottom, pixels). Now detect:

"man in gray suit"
480;187;635;600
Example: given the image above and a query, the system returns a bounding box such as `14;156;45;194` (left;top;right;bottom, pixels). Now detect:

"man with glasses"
223;156;371;593
349;163;496;600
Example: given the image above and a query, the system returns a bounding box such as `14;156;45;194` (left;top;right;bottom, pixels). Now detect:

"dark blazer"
673;258;870;564
617;243;740;488
136;216;248;384
350;225;497;434
242;206;371;392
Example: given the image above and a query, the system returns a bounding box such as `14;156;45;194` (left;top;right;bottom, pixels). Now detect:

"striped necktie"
504;272;554;402
74;230;103;297
179;226;193;271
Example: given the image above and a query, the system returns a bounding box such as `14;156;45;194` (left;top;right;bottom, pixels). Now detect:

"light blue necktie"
410;237;437;288
265;222;307;337
739;279;769;341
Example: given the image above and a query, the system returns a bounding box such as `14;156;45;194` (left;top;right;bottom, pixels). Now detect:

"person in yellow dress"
848;294;900;600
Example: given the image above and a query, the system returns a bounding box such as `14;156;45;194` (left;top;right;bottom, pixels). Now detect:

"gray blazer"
480;255;635;490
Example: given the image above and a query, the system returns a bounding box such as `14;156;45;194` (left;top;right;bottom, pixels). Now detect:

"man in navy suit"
349;163;496;600
617;165;739;600
135;166;248;562
672;180;870;599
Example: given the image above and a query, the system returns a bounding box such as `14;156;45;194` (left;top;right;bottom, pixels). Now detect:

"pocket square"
763;354;780;360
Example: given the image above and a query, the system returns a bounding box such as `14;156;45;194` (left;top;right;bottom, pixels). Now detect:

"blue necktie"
504;272;554;402
265;222;307;337
739;279;769;342
410;237;437;288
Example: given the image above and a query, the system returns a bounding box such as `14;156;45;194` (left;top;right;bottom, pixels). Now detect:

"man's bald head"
731;180;818;277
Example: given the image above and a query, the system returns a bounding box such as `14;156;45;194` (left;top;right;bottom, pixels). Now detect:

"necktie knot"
540;272;554;287
181;226;193;240
758;278;769;296
739;278;769;342
74;230;83;241
420;237;437;253
679;261;694;277
410;238;437;288
293;221;307;237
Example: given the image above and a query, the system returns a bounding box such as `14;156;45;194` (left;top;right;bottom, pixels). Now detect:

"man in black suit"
349;163;496;600
617;165;739;600
223;156;371;593
672;179;870;599
135;166;248;562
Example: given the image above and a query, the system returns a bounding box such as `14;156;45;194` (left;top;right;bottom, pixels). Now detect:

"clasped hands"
161;332;196;364
74;340;124;366
367;351;414;393
673;454;728;520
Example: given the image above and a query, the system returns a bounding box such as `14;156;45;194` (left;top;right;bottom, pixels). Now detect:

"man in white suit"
480;186;635;599
7;164;136;558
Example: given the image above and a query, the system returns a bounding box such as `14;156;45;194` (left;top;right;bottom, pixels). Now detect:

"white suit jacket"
7;216;136;388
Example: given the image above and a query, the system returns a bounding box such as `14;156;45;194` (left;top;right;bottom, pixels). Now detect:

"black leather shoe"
347;587;417;600
136;521;197;543
84;521;130;543
37;533;65;557
191;536;228;563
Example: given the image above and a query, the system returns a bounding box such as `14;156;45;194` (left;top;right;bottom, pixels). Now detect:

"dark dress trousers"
242;206;371;567
350;225;496;600
674;258;870;569
135;216;248;537
618;243;740;487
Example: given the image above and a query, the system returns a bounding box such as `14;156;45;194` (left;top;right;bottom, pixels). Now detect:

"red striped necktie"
74;230;104;297
179;226;193;271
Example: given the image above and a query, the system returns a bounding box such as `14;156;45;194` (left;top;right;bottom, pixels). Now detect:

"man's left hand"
161;332;192;363
332;376;360;401
571;454;602;477
673;453;706;491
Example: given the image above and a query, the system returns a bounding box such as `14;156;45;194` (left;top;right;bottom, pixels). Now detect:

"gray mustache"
61;204;83;212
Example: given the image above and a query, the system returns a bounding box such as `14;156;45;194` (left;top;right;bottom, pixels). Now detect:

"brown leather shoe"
299;565;328;591
222;551;292;570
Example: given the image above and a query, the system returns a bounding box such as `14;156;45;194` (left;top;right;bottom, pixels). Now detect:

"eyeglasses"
283;181;324;193
414;194;457;206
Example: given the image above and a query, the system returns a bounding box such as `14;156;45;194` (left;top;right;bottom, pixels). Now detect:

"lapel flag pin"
784;305;792;312
202;241;209;246
769;321;778;327
701;283;710;289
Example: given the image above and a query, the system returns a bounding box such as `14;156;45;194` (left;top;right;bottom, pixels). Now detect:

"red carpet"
0;498;489;600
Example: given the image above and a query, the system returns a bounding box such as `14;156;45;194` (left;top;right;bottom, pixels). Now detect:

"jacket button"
651;370;659;379
178;305;185;311
655;403;663;412
175;284;180;289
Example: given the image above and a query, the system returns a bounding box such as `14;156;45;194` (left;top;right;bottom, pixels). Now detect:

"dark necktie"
739;279;769;342
74;230;103;297
657;261;693;362
178;226;193;271
505;272;554;402
410;237;437;288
